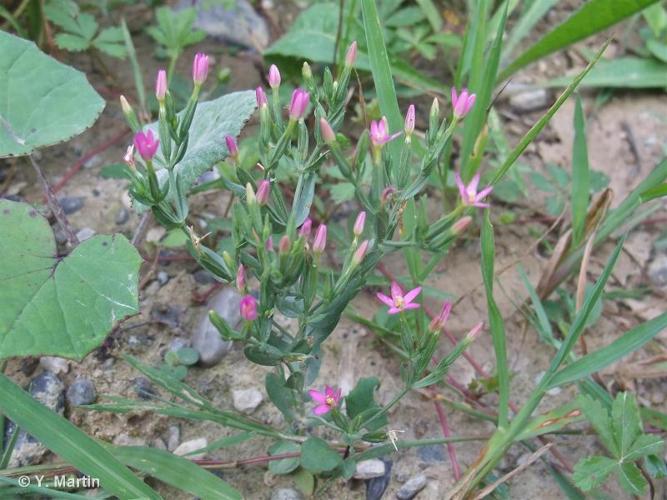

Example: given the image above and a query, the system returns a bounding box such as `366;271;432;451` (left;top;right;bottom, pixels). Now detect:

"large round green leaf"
0;31;105;157
0;200;141;359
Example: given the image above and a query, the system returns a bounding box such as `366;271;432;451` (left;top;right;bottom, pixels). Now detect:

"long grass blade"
571;95;590;247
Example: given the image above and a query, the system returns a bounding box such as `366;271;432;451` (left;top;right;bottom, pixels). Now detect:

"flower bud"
279;235;290;254
299;218;312;238
404;104;415;142
133;130;159;161
302;61;313;80
192;53;210;86
268;64;281;89
452;216;472;235
345;41;357;67
236;264;246;292
429;301;452;333
265;236;274;252
240;295;258;321
289;88;310;121
353;211;366;237
123;145;135;169
465;322;484;342
245;182;256;205
381;186;396;205
430;97;440;121
313;224;327;253
351;240;369;266
320;118;336;144
155;70;167;101
256;86;268;108
256;180;270;205
120;95;132;116
225;135;239;161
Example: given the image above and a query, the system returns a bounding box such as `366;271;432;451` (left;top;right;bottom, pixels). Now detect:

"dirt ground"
2;4;667;499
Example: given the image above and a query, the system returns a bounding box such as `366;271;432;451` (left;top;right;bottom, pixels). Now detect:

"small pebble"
76;227;96;241
417;444;445;463
115;207;130;225
113;433;147;447
157;271;170;286
39;356;69;374
134;377;157;400
58;196;85;215
648;253;667;288
193;269;218;284
173;438;208;459
192;288;241;366
509;88;550;112
354;458;386;479
397;474;427;500
270;488;303;500
166;425;181;451
365;459;392;500
232;388;264;413
66;378;97;406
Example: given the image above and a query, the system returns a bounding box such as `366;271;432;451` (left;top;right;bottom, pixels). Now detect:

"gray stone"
232;388;263;413
270;488;303;500
396;474;427;500
113;433;147;447
166;425;181;451
193;269;217;284
173;438;207;459
115;207;130;225
134;377;157;400
649;253;667;287
509;88;550;112
192;288;241;366
76;227;96;241
366;459;392;500
66;378;97;406
157;271;170;286
58;196;85;214
417;444;445;463
7;371;65;466
177;0;269;50
354;458;386;479
39;356;69;374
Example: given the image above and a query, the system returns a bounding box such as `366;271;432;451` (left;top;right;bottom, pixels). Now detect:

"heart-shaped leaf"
0;31;105;157
0;200;141;359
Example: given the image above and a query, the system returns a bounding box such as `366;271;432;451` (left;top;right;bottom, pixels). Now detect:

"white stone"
173;438;208;459
232;388;264;413
353;459;386;479
39;356;70;374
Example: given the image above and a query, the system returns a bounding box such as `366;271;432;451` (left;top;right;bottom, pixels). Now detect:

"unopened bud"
225;135;239;161
245;183;256;205
381;186;396;205
268;64;281;89
352;240;369;266
299;218;312;238
155;70;167;101
256;180;270;205
465;322;484;343
313;224;327;253
120;95;132;115
302;61;313;80
453;216;472;235
222;250;235;270
266;236;274;252
404;104;415;142
345;41;358;67
123;145;135;169
430;97;440;121
353;211;366;237
279;235;290;254
236;264;246;292
320;118;336;144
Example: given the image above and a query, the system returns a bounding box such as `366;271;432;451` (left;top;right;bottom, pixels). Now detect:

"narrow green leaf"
546;57;667;89
112;446;241;499
0;374;158;499
548;312;667;388
571;95;589;247
640;182;667;203
480;210;509;428
503;0;559;57
501;0;661;79
518;266;555;345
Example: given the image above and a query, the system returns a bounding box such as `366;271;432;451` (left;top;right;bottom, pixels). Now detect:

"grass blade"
112;446;242;500
503;0;559;58
548;312;667;388
571;95;590;247
0;374;159;499
500;0;661;79
120;19;146;116
481;210;510;428
518;266;555;345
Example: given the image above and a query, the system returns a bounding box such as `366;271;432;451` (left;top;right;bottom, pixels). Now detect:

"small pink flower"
133;130;159;161
268;64;281;89
404;104;415;138
225;135;238;159
155;70;167;101
377;281;422;315
256;180;270;205
455;172;493;208
192;53;210;85
236;264;246;293
353;211;366;237
429;301;452;332
345;41;357;67
299;218;312;238
370;117;401;148
451;87;476;119
308;385;342;416
289;88;310;120
256;86;268;107
240;295;258;321
313;224;327;253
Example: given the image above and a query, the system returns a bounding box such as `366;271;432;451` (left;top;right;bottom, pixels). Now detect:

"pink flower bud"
465;322;484;342
381;186;396;205
404;104;415;139
345;41;357;67
256;86;268;108
299;218;312;238
120;95;132;115
279;235;290;254
313;224;327;253
320;118;336;144
266;236;274;252
289;88;310;120
352;240;369;266
192;53;210;85
155;70;167;101
451;87;476;119
225;135;238;160
123;145;135;169
240;295;258;321
236;264;246;292
429;301;452;333
353;211;366;237
268;64;281;89
133;130;160;161
452;216;472;234
256;180;270;205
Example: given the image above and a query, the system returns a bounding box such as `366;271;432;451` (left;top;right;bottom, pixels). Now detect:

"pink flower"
451;87;476;119
345;41;357;67
299;218;312;238
192;53;210;85
308;385;342;416
268;64;281;89
455;172;493;208
256;86;268;107
236;264;246;293
133;130;159;161
256;180;270;205
377;281;422;315
429;301;452;332
404;104;415;138
289;88;310;120
370;117;401;148
240;295;258;321
225;135;238;159
353;211;366;237
155;70;167;101
313;224;327;253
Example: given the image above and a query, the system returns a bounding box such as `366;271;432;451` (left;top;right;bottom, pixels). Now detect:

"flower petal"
404;303;421;310
476;186;493;200
468;173;480;194
454;172;467;201
376;293;394;308
387;307;401;315
308;389;326;404
390;281;403;301
473;201;490;208
403;286;422;304
313;404;331;416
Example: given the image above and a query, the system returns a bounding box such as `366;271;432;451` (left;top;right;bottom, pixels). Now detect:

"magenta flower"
256;180;270;205
455;172;493;208
308;385;342;416
192;53;210;85
256;86;268;107
377;281;422;315
313;224;327;253
404;104;415;138
353;211;366;237
289;88;310;120
225;135;238;159
451;87;476;119
155;70;167;101
268;64;281;89
240;295;258;321
429;301;452;332
345;41;357;67
370;117;401;148
133;130;159;161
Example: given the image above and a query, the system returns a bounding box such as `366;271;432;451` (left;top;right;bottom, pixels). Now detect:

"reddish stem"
433;395;462;480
